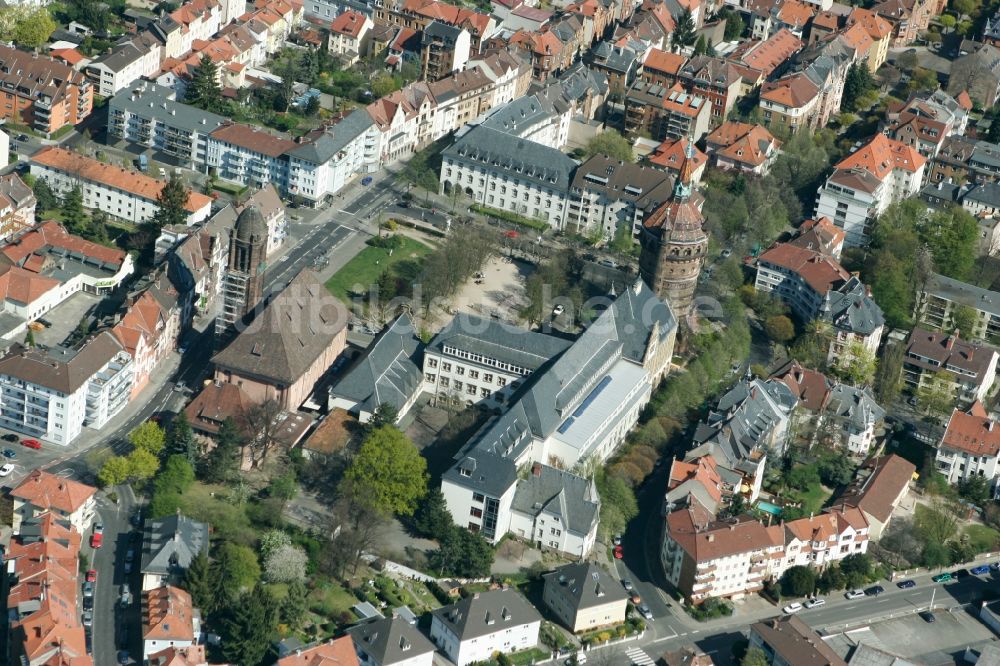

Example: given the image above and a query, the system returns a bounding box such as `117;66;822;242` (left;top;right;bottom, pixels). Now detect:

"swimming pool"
757;501;782;516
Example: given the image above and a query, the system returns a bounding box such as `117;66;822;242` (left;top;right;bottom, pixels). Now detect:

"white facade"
429;606;540;666
86;37;163;98
0;130;8;170
508;504;597;558
12;492;96;535
440;473;517;544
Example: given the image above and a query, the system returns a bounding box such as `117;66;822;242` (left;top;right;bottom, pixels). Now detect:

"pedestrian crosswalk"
625;648;655;666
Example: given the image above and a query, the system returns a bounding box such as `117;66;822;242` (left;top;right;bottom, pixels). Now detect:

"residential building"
0;173;38;241
0;333;134;447
30;147;213;226
663;648;715;666
349;616;434;666
212;270;349;411
329;314;423;422
0;129;7;171
625;82;712;142
421;21;471;80
142;586;201;663
112;273;183;397
837;453;916;539
566;155;675;239
872;0;937;48
781;508;870;570
846;7;892;71
240;184;286;256
903;328;999;405
647;138;708;183
146;645;213;666
329;10;375;63
916;273;1000;344
476;87;571;150
542;562;628;632
0;46;93;135
507;462;601;558
139;513;210;591
208;123;299;192
886;89;971;143
936;402;1000;498
639;48;687;87
429;589;541;666
279;637;360;666
184;381;254;437
375;0;497;52
733;29;803;78
677;56;743;125
749;616;848;666
704;121;781;175
947;42;1000;108
759;71;820;133
814;134;926;246
85;32;163;97
665;454;732;516
10;470;97;534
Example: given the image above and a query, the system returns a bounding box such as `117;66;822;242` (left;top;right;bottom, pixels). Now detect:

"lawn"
325;236;432;302
175;482;257;546
509;648;551;666
308;580;358;622
787;483;832;515
964;524;1000;552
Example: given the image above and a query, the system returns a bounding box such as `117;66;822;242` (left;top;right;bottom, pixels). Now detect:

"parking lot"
32;291;102;347
851;608;999;665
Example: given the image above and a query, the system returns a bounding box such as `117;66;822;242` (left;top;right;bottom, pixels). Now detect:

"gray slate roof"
330;314;423;415
824;277;885;336
826;384;885;431
692;378;796;466
139;513;209;576
347;616;435;666
443;125;578;191
512;465;599;536
923;272;1000;318
287;109;375;164
542;562;628;611
109;83;227;135
965;182;1000;209
427;313;571;373
431;589;541;641
443;450;519;497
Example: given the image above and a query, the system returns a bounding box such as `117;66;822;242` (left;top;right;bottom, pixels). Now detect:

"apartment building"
704;121;781;175
676;56;743;124
542;563;628;633
936;402;1000;498
0;333;134;446
85;31;163;97
0;173;38;242
349;616;435;666
476;86;572;150
280;637;361;666
429;590;541;666
140;513;210;591
749;616;848;666
624;82;712;142
0;46;93;136
838;453;916;539
903;328;999;405
421;21;471;79
10;470;97;534
142;586;202;663
759;72;821;133
30;147;213;225
814;134;926;246
374;0;497;52
846;7;893;71
566;155;674;238
112;274;183;398
917;273;1000;343
329;10;375;63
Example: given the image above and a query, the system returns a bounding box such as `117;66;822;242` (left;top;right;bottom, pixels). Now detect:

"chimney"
707;534;714;542
947;332;957;349
532;462;542;477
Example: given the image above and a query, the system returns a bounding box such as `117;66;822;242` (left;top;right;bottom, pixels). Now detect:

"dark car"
896;579;916;589
82;596;93;611
118;651;130;665
2;448;15;458
971;565;990;575
2;434;18;442
16;134;28;142
919;611;936;623
953;569;970;579
864;585;885;597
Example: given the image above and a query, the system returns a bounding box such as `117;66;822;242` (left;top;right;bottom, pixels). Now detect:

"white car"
552;304;565;317
804;598;825;609
782;602;803;614
845;589;866;600
0;463;13;477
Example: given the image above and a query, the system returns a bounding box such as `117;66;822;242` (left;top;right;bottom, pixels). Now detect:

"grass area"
213;180;248;196
469;204;549;232
325;236;431;301
964;524;1000;552
175;482;257;546
308;580;357;620
51;125;75;140
787;484;832;515
509;648;551;666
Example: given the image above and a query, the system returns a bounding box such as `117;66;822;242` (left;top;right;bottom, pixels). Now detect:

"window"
473;493;485;502
427;358;438;369
484;373;493;382
480;387;490;397
470;507;483;518
442;362;451;372
455;366;465;376
498;377;507;387
440;377;449;388
467;384;477;395
453;381;463;391
468;370;479;379
425;373;436;382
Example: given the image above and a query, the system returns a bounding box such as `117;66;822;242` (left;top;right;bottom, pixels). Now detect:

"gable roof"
511;464;600;536
143;586;196;641
347;616;435;665
838;454;915;524
431;589;541;640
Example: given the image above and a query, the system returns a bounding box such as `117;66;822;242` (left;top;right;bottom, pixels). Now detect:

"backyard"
324;236;432;303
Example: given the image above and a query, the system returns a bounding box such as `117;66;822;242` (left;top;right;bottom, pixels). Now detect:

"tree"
126;447;160;481
833;342;878;387
722;10;745;40
167;411;198;465
371;72;399;98
780;565;817;597
954;0;976;15
764;315;795;343
221;585;278;666
874;341;904;405
584;130;633;162
908;67;939;93
283;578;308;630
200;417;242;483
915;500;959;544
268;469;298;500
61;186;86;231
916;370;955;418
925;207;979;281
241;400;284;468
367;402;400;433
673;8;696;48
693;34;708;55
411;487;453;540
212;542;261;602
817;451;854;487
152;174;189;230
12;7;55;48
129;420;166;456
596;469;638;540
428;526;495;577
957;474;991;505
185;55;223;111
149;455;195;517
343;425;427;516
949;304;979;337
98;455;131;487
304;94;321;116
921;541;951;569
32;178;59;211
988;114;1000;144
842;62;874;112
259;529;292;559
741;647;770;666
838;553;873;588
264;543;308;582
322;481;388;577
817;565;846;593
183;550;215;613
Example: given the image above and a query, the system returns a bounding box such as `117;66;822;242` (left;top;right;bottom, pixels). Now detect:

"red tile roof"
3;221;126;268
771;360;831;411
835;133;926;178
209;123;298;158
331;10;368;37
144;586;196;641
942;402;1000;457
402;0;491;35
839;454;916;524
11;470;96;515
847;7;893;40
756;242;849;294
706;121;780;168
277;636;359;666
648;137;707;171
666;497;782;562
0;266;60;305
760;72;818;108
643;48;687;76
738;29;803;77
668;455;723;504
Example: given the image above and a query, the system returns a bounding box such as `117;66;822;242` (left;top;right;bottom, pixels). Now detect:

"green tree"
957;474;991;505
212;542;261;602
921;541;951;569
343;425;428;516
949;304;979;337
780;565;817;597
32;178;59;211
126;447;160;481
153;455;195;496
428;526;495;577
610;223;634;254
764;315;795;343
693;34;708;55
833;342;878;387
371;72;399;97
953;0;977;15
267;469;298;500
842;62;874;112
129;420;166;456
817;565;846;593
12;7;56;48
221;585;278;666
838;553;873;587
916;369;956;418
183;550;215;613
673;8;696;47
23;328;35;348
722;10;744;40
282;578;308;630
200;417;242;483
98;455;131;487
62;185;86;230
874;341;904;405
988;114;1000;144
909;67;939;93
915;500;959;544
584;130;633;162
367;402;400;433
817;451;854;486
185;55;223;111
167;410;199;465
411;487;453;540
595;469;638;540
152;174;189;230
741;647;770;666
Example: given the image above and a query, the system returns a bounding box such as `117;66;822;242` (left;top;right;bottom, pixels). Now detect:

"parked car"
2;433;18;442
931;573;952;583
2;448;15;457
125;548;135;563
622;579;633;591
613;545;623;559
94;522;104;535
90;533;103;549
82;596;93;611
782;602;803;613
0;463;13;477
864;586;885;597
21;438;41;449
630;593;641;605
86;570;97;583
613;535;622;546
971;565;990;575
361;176;373;186
896;579;916;589
82;611;93;628
919;611;936;623
638;605;653;620
82;582;94;598
16;134;28;142
845;589;866;599
552;304;565;317
118;651;130;665
804;598;825;609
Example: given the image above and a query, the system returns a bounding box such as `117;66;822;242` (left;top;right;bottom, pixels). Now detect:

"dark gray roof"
212;270;349;384
691;378;796;465
431;589;541;641
139;513;209;576
552;63;608;103
919;180;964;206
442;451;518;497
826;384;885;430
824;277;884;336
593;41;640;73
330;314;423;415
923;272;1000;318
965;182;1000;208
423;20;465;42
427;313;571;373
571;156;674;209
109;83;226;135
443;125;577;191
542;563;628;611
0;333;126;394
286;109;375;164
347;616;435;666
512;465;599;536
479;93;563;137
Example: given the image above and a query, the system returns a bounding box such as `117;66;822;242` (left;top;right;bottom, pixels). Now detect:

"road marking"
624;648;654;666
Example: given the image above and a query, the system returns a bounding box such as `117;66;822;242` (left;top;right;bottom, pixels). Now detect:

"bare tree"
240;400;283;468
321;479;387;578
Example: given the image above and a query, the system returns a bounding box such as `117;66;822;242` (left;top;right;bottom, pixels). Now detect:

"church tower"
638;142;709;315
218;205;267;344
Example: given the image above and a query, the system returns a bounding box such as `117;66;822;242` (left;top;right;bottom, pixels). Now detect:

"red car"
90;533;103;549
86;569;97;583
613;545;624;559
20;439;41;449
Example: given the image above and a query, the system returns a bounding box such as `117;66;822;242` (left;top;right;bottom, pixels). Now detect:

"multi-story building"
638;48;687;87
0;46;93;136
542;563;629;633
348;616;435;666
872;0;938;48
139;513;209;592
704;121;781;175
329;10;375;64
917;273;1000;344
0;173;37;241
421;21;471;80
429;590;541;666
374;0;497;52
759;72;821;133
903;328;999;406
10;469;97;533
676;56;743;124
142;585;202;663
846;8;893;71
935;402;1000;498
112;274;182;398
0;333;134;446
565;155;674;239
624;82;712;142
280;636;361;666
29;147;213;225
837;453;916;539
85;31;163;97
814;134;926;246
749;616;848;666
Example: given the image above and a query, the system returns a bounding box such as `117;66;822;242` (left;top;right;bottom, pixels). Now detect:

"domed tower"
638;142;709;315
218;205;267;343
